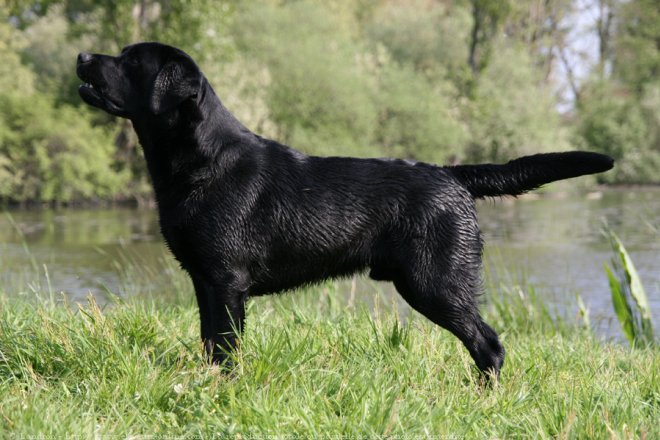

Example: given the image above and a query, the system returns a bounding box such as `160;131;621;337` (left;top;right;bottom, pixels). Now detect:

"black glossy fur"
76;42;613;378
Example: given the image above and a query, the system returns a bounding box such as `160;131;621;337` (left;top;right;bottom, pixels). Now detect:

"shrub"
577;81;660;183
0;93;128;203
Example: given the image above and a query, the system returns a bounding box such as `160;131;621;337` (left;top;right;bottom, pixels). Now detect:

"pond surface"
1;188;658;338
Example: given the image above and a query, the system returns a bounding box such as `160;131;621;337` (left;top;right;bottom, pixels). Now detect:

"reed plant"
604;229;655;347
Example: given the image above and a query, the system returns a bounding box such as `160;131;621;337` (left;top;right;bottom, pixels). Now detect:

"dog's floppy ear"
149;53;202;115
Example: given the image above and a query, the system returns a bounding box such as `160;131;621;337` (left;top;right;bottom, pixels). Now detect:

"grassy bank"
0;284;658;438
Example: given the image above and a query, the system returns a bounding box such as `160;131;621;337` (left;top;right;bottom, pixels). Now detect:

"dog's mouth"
77;71;127;117
79;81;101;102
80;81;96;92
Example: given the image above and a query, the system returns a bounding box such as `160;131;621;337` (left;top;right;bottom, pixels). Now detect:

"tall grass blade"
604;229;654;347
576;293;590;328
614;236;653;337
605;265;635;344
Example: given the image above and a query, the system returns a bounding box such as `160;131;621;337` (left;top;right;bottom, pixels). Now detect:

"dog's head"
76;42;202;118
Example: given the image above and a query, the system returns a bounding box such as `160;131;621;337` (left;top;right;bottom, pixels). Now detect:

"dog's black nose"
78;52;93;64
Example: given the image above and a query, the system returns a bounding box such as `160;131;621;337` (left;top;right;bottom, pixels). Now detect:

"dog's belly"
249;236;372;296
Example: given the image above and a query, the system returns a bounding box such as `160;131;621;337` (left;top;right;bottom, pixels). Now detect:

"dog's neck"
193;78;252;149
131;78;253;210
134;78;249;149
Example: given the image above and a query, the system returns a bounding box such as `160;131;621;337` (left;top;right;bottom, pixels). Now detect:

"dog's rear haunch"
76;42;613;380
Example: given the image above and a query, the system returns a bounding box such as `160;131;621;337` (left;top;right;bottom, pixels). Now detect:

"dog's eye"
126;57;140;66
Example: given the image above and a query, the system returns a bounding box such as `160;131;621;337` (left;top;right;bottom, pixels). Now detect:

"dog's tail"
448;151;614;199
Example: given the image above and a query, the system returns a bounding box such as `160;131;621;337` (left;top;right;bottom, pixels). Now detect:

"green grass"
0;282;658;438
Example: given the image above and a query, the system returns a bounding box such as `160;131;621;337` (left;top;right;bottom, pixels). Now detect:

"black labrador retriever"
76;42;613;378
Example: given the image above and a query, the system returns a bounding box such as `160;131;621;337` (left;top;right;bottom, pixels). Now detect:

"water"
479;189;660;337
1;188;658;338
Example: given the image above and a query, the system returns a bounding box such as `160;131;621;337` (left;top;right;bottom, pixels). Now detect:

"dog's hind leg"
391;239;505;379
395;275;505;379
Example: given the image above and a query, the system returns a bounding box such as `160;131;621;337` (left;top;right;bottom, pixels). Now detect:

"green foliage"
19;4;93;104
467;0;512;75
575;0;660;184
0;93;128;202
374;63;467;164
364;1;472;86
605;229;654;347
466;43;569;162
1;10;124;203
2;0;659;203
233;1;380;157
233;1;467;162
614;0;660;93
577;81;660;183
0;8;37;96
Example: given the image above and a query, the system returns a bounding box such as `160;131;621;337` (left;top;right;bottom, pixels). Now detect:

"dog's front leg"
191;274;246;367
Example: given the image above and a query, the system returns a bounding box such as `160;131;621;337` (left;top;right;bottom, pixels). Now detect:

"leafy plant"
0;93;128;203
604;229;654;347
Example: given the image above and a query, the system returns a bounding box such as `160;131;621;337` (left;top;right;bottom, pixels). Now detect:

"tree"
0;11;35;95
576;0;660;183
1;3;127;203
18;4;90;104
232;1;380;157
468;0;511;77
613;0;660;93
0;91;129;203
577;81;659;183
467;42;570;162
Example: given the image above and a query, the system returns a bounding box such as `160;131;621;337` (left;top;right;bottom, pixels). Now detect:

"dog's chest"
159;222;192;267
158;209;241;272
159;219;215;271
